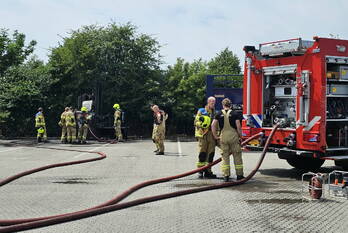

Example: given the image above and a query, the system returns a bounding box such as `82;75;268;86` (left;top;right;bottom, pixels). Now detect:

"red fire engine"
242;37;348;170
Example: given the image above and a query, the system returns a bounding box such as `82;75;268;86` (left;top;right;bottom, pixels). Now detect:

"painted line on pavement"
177;137;182;157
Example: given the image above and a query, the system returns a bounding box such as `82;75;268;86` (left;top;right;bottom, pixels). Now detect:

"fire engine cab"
242;37;348;170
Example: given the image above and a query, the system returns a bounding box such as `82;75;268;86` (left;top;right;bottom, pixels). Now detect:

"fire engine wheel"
286;157;325;171
334;160;348;171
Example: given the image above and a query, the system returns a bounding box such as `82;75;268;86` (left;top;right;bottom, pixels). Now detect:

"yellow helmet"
199;115;211;129
81;106;88;112
113;104;120;109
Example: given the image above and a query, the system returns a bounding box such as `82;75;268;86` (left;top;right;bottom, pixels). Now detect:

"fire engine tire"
286;157;325;171
334;160;348;171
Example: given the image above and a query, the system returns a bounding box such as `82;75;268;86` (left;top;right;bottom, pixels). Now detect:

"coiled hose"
0;124;278;232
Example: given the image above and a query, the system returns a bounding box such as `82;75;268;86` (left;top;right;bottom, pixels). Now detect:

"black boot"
237;175;245;180
198;172;204;179
155;151;164;155
204;171;217;179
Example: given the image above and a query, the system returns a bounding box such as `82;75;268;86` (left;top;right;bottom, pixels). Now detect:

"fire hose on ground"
0;124;279;233
88;127;118;144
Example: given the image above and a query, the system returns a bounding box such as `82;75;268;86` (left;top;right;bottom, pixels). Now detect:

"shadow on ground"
258;166;342;180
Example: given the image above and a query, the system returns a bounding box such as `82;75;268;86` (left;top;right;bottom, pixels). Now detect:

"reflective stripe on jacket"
65;111;76;127
35;112;46;127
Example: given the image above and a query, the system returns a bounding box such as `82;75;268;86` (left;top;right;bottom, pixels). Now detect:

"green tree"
208;47;241;74
162;48;242;134
162;58;208;134
208;47;242;88
0;29;45;136
0;29;37;75
0;57;53;136
48;23;163;136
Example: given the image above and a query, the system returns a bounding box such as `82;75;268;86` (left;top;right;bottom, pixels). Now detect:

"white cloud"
0;0;347;67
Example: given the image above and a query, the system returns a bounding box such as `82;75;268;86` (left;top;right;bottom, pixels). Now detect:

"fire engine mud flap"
277;148;314;159
277;149;324;171
322;155;348;171
285;157;325;171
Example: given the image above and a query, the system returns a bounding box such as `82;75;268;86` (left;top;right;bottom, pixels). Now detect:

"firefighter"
113;104;123;141
151;105;158;153
194;96;217;178
151;105;168;155
211;98;244;182
58;107;69;143
77;107;90;144
65;107;77;143
35;107;47;143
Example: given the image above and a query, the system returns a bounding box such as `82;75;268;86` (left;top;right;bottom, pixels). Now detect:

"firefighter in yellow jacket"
195;96;217;178
113;104;123;141
77;107;90;144
58;107;69;143
212;98;244;182
65;107;77;143
152;105;168;155
35;107;47;143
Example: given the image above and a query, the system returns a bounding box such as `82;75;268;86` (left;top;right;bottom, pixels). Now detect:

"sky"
1;0;348;68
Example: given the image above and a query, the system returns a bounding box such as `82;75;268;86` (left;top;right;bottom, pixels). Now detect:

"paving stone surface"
0;139;347;233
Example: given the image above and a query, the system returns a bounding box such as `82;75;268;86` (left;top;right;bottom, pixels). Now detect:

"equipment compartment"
326;61;348;148
263;74;296;128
